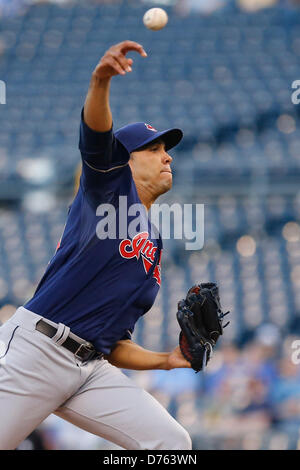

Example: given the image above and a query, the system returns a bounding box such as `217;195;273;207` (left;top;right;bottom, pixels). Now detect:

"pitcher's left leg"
55;358;192;450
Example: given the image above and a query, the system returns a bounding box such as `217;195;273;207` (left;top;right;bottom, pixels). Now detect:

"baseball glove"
176;283;229;373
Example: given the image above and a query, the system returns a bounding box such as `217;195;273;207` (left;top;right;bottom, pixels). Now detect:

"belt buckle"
74;343;95;361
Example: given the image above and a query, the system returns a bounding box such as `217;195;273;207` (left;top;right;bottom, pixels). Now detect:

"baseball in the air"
143;8;168;31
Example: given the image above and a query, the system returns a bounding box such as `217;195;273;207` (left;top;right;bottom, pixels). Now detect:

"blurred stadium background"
1;0;300;450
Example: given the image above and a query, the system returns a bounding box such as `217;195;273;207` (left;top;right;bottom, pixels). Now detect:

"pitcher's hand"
93;40;147;80
166;346;192;370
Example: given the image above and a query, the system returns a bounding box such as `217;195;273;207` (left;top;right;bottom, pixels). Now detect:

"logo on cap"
145;123;157;132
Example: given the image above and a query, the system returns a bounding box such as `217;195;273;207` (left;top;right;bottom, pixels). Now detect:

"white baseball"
143;8;168;31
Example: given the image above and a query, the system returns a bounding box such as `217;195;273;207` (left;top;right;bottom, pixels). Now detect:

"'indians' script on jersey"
119;232;162;285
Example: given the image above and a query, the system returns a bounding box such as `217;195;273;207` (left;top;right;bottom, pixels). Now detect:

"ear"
128;157;134;169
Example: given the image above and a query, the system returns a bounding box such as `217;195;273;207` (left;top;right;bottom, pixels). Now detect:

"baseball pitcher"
0;41;227;450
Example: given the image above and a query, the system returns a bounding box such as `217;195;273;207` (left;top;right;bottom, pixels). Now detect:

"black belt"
35;319;103;362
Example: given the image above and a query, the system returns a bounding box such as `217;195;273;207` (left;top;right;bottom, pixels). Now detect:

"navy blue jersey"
24;111;162;354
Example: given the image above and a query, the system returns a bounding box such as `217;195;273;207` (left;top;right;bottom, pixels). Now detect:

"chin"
158;176;172;195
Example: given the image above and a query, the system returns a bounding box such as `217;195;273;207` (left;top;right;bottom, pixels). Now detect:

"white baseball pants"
0;307;192;450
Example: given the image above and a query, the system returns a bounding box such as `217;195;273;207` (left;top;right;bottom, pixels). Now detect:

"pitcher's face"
129;140;173;196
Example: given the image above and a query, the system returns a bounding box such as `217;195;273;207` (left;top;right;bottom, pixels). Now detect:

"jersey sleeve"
77;109;133;207
120;328;134;341
79;108;130;173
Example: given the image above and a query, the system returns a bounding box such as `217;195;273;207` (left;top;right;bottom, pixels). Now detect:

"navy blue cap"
114;122;183;153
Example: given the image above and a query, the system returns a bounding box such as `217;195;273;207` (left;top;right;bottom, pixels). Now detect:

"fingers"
110;50;133;73
105;55;128;76
116;40;147;57
107;40;147;76
96;41;147;80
